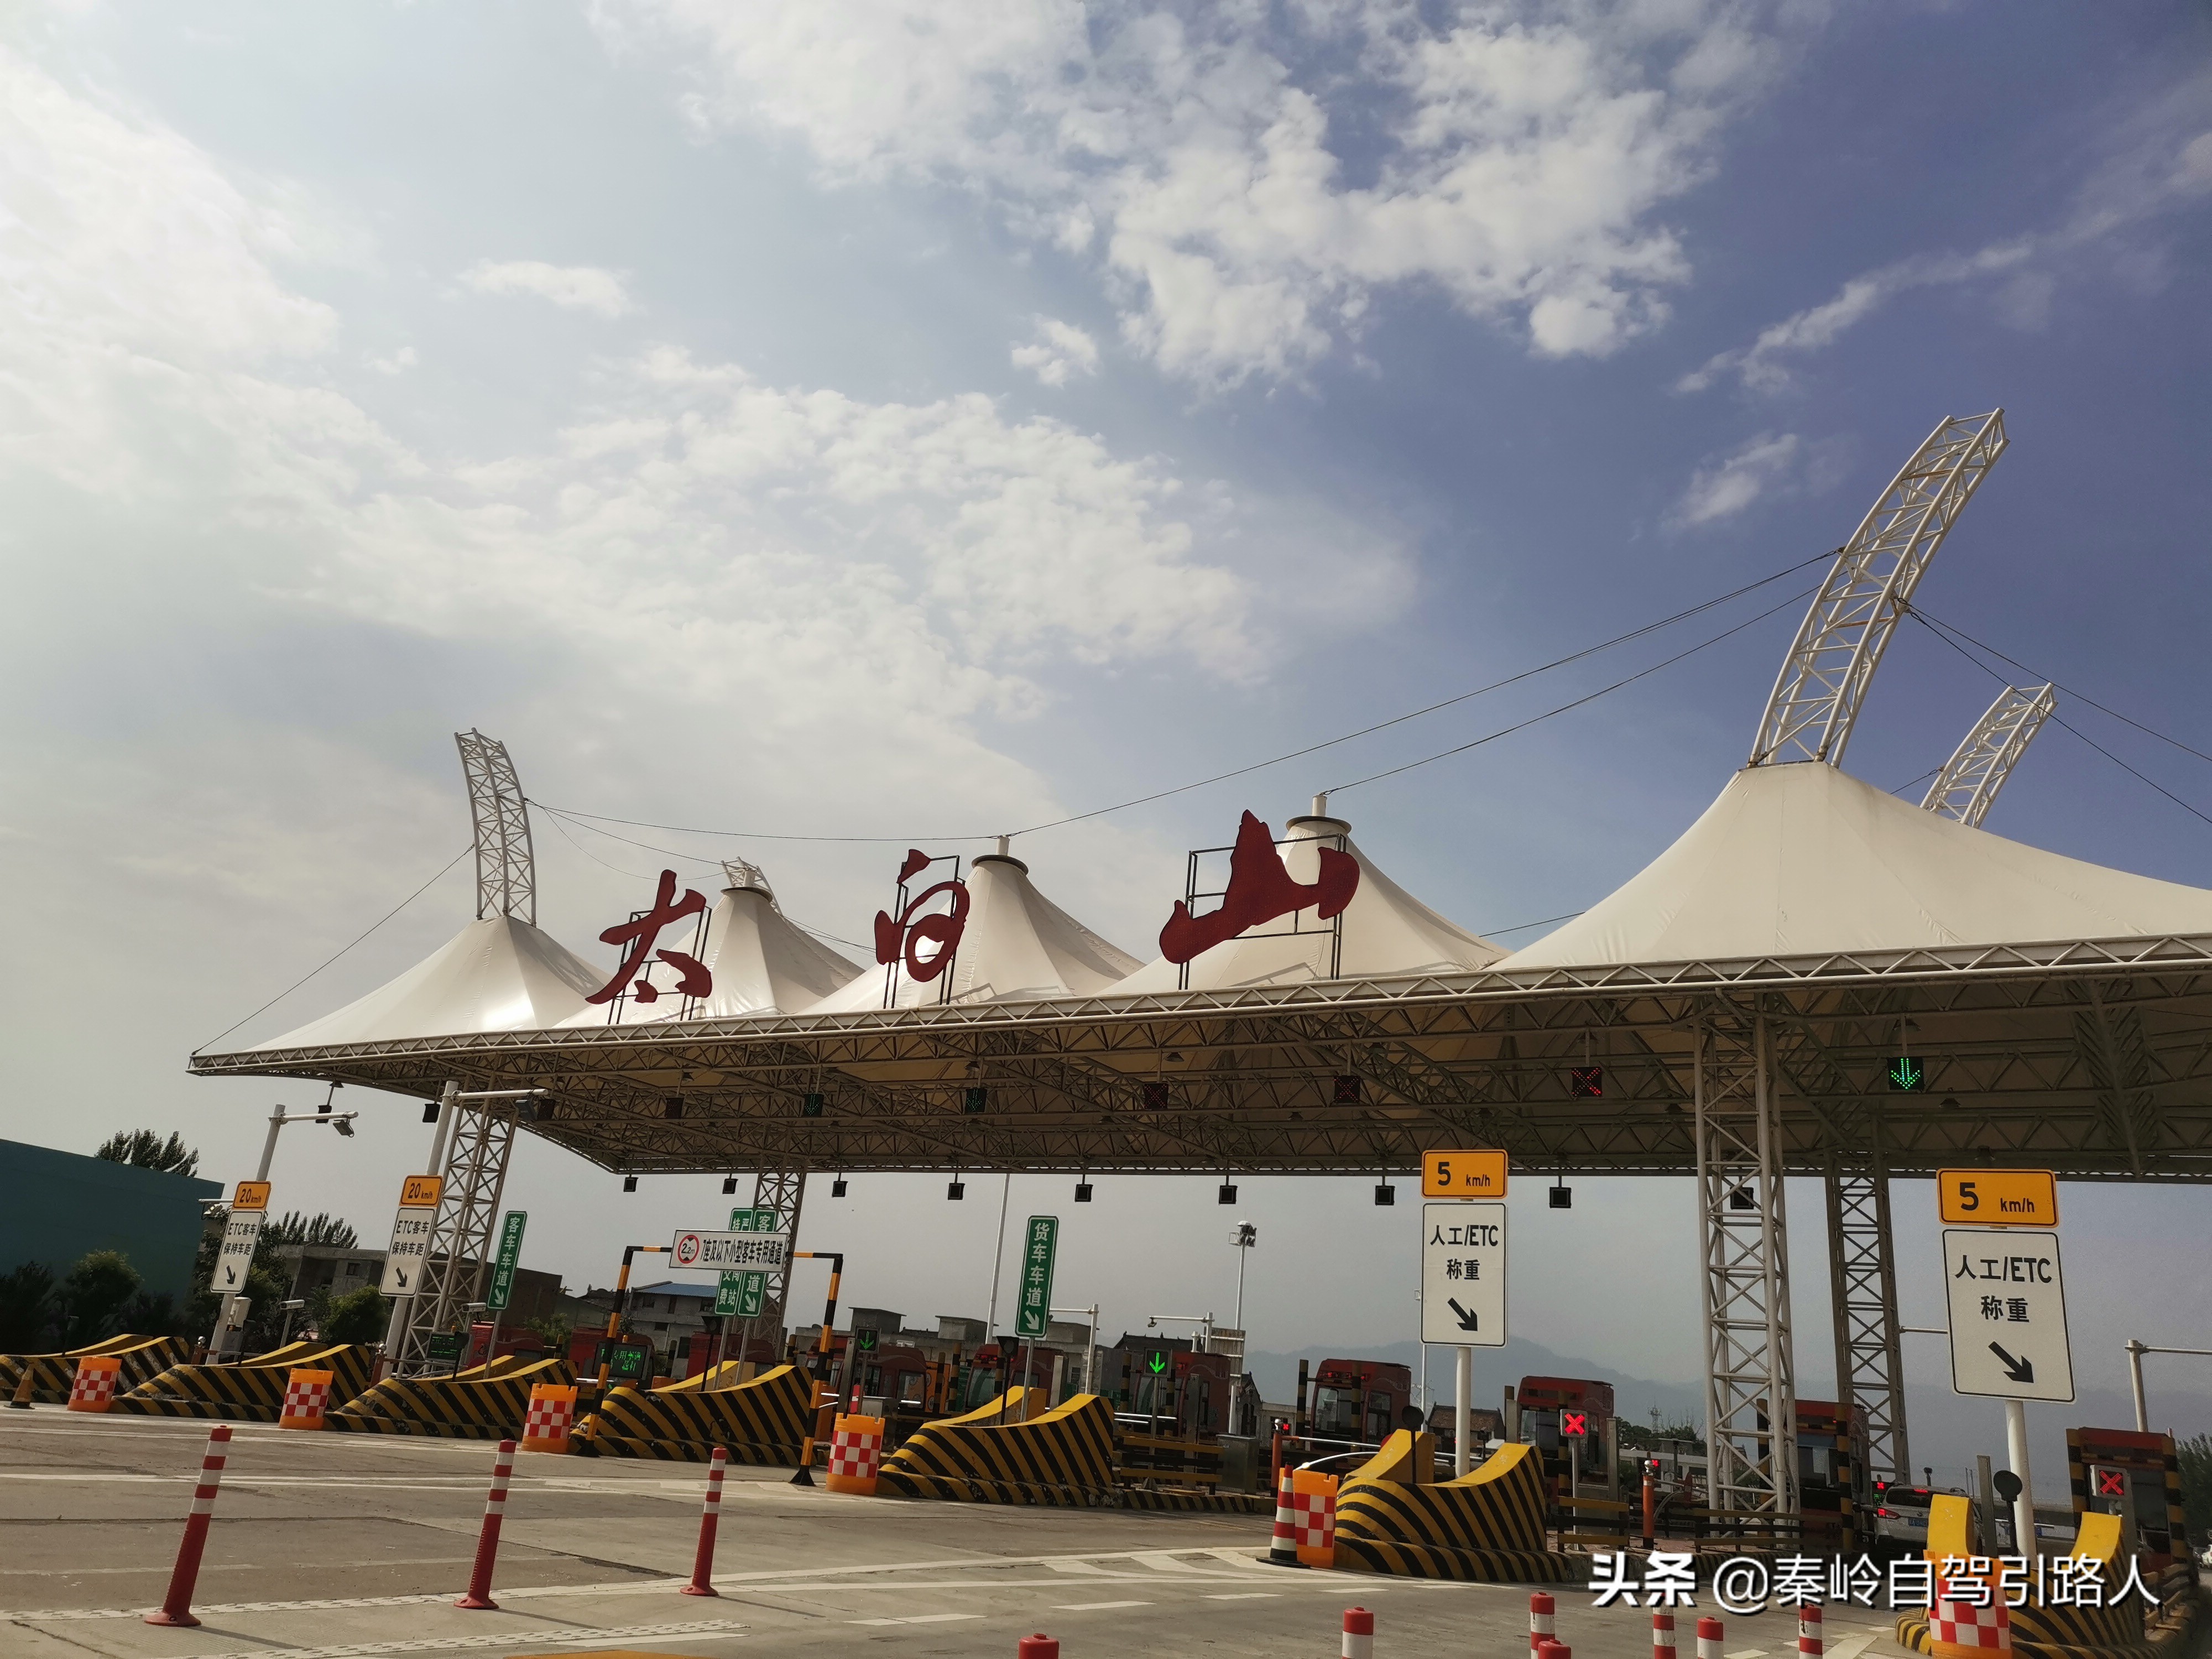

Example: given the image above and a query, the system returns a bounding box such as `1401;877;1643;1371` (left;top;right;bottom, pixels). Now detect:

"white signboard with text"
1943;1227;2074;1402
671;1229;791;1273
208;1210;265;1293
1420;1202;1506;1347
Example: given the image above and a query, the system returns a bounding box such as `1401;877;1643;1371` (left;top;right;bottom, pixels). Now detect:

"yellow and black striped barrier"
326;1355;574;1439
108;1342;374;1422
1334;1438;1586;1581
572;1363;813;1463
0;1334;190;1406
877;1390;1118;1506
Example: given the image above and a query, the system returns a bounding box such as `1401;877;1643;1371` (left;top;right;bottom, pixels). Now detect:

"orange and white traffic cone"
681;1448;728;1597
143;1425;232;1627
454;1438;517;1610
1264;1465;1307;1568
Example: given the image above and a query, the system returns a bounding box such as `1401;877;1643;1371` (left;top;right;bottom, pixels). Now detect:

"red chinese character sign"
1159;811;1359;964
586;868;713;1005
874;849;968;984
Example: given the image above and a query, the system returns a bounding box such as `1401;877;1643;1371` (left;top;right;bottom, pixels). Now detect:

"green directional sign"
486;1211;528;1312
1014;1215;1058;1340
719;1206;774;1320
1146;1349;1170;1376
1887;1055;1927;1093
856;1327;879;1353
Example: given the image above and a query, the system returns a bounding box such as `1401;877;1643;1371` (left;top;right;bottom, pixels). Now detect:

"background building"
0;1138;218;1303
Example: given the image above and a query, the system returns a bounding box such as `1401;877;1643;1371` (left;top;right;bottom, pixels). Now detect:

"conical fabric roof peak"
1502;761;2212;970
1109;807;1503;994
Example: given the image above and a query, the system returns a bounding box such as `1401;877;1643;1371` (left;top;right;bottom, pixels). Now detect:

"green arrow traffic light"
1146;1351;1168;1375
1887;1055;1926;1092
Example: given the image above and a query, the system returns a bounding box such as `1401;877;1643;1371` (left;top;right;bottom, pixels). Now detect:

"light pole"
1227;1222;1256;1435
210;1089;361;1356
2124;1339;2212;1432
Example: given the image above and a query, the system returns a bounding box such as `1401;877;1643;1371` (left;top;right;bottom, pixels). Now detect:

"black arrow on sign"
1447;1298;1480;1333
1988;1343;2036;1385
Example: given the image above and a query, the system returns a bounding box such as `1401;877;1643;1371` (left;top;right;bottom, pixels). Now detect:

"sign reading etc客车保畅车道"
1014;1215;1058;1341
1938;1168;2058;1227
670;1228;790;1272
1421;1149;1507;1198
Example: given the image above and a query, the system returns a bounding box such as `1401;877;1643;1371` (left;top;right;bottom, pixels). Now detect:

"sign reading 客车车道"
670;1229;790;1272
486;1211;528;1312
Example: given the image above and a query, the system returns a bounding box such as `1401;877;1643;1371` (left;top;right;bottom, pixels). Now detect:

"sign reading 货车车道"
1014;1215;1058;1341
671;1227;789;1273
486;1212;528;1312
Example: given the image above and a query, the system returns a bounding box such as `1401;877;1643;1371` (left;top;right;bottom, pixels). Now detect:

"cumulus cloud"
1011;315;1100;386
598;1;1801;385
460;259;637;317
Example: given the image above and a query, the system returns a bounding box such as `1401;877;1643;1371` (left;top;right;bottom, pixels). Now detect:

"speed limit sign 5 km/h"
1422;1149;1507;1198
1938;1169;2058;1227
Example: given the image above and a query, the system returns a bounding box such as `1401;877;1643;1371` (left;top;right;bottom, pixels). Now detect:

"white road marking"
136;1619;745;1658
1045;1558;1118;1575
1726;1648;1770;1657
1206;1592;1280;1600
1824;1635;1880;1659
1133;1551;1218;1574
1054;1601;1152;1610
850;1613;982;1626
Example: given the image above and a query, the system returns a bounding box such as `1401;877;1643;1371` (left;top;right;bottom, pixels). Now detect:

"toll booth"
1514;1376;1617;1499
1097;1340;1233;1438
1795;1397;1868;1548
2069;1427;2189;1566
1312;1358;1412;1446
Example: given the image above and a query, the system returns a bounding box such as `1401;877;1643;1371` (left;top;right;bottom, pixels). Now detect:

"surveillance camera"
334;1119;355;1139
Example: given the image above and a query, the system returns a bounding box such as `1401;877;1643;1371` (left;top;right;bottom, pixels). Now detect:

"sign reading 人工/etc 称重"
209;1208;265;1293
1015;1215;1059;1340
1420;1202;1505;1347
486;1211;528;1312
1943;1227;2074;1402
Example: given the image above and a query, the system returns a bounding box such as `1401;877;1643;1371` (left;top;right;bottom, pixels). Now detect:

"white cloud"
1010;315;1100;385
1682;71;2212;394
460;259;637;317
1670;431;1799;526
599;1;1799;385
365;345;418;375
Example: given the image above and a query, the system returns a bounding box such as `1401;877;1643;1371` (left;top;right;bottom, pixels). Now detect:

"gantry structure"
195;413;2212;1526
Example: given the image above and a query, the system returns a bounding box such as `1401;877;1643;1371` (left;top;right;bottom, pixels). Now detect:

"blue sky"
4;2;2209;1479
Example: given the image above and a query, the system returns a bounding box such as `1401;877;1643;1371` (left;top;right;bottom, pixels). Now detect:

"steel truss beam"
1697;1012;1798;1521
399;1092;519;1372
456;729;535;925
752;1168;805;1345
1923;685;2056;827
1751;410;2008;768
1824;1149;1908;1483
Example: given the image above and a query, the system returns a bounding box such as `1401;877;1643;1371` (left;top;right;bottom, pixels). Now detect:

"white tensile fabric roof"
1109;812;1504;994
560;881;863;1027
254;916;604;1049
805;853;1141;1013
1503;761;2212;971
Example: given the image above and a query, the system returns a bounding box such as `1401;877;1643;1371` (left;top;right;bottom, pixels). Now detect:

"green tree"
57;1251;141;1347
525;1312;573;1354
320;1286;389;1347
0;1262;58;1352
94;1130;199;1178
266;1212;358;1249
2179;1433;2212;1542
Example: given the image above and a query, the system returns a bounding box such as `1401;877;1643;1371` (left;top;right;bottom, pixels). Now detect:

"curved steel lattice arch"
456;729;535;926
1750;411;2008;768
1922;684;2056;828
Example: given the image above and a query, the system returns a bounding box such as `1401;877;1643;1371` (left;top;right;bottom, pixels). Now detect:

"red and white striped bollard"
1017;1636;1060;1659
1530;1590;1556;1659
143;1423;232;1627
1655;1609;1677;1659
455;1437;517;1610
682;1446;729;1596
1265;1465;1306;1567
1697;1615;1725;1659
1541;1642;1572;1659
1343;1606;1375;1659
1798;1599;1822;1659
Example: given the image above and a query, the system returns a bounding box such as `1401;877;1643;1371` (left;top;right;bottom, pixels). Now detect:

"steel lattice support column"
1696;1011;1799;1521
1824;1150;1909;1483
398;1094;520;1371
752;1167;807;1347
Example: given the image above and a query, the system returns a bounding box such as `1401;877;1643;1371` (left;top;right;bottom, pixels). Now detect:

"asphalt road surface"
1;1408;1916;1659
